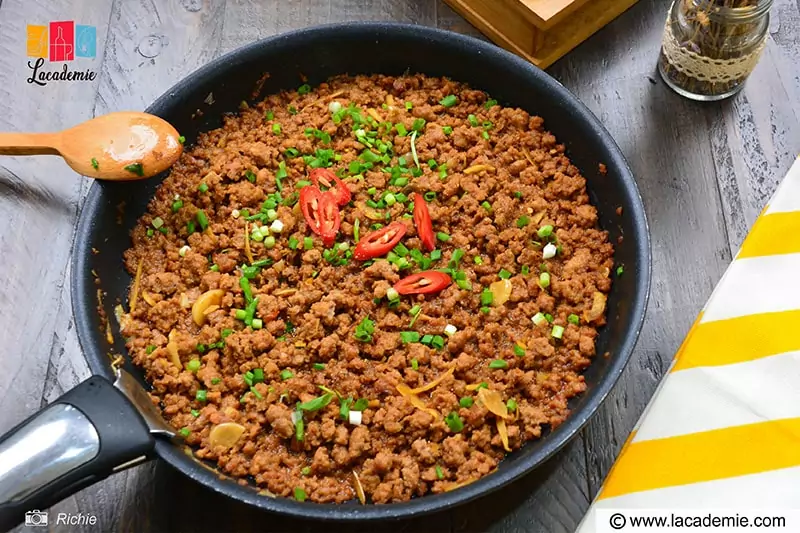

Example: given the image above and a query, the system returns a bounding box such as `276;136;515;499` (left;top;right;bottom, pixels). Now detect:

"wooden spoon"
0;111;183;180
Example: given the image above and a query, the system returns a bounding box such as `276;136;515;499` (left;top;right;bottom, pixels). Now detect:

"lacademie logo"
26;21;98;86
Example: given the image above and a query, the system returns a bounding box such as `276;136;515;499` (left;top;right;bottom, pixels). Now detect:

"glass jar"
657;0;772;101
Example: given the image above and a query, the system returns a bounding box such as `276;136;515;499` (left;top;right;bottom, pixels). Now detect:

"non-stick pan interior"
72;22;649;520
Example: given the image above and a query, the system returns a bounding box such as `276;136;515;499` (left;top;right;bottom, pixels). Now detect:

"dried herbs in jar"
658;0;772;101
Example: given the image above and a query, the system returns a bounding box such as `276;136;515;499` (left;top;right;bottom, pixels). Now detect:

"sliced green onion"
297;393;334;412
313;363;326;371
474;256;483;265
411;358;419;370
459;397;474;408
191;409;200;417
196;210;209;231
617;265;624;276
532;312;547;326
516;215;530;228
385;193;396;206
445;411;464;432
251;318;263;329
436;465;444;479
521;265;530;275
498;269;512;280
124;162;144;176
442;126;453;135
424;191;436;202
151;216;164;229
196;390;207;402
198;182;209;193
272;123;282;135
180;427;190;438
568;314;580;325
513;344;525;357
280;370;294;380
288;237;299;250
468;114;479;127
400;331;420;344
172;199;184;213
298;83;311;95
354;218;361;242
410;130;420;168
186;359;201;372
507;399;518;412
395;123;407;136
386;287;400;302
551;325;565;339
539;272;551;289
480;289;493;306
488;359;508;369
209;264;220;272
263;236;276;249
405;101;413;111
431;335;445;350
436;232;450;242
484;99;498;109
439;95;458;107
537;224;554;238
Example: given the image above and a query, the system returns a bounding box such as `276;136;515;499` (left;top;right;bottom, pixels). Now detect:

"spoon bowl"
0;111;183;181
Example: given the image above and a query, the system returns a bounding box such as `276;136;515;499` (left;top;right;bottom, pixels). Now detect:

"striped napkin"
577;156;800;531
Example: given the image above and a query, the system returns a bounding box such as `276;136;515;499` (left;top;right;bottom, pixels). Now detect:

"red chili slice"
353;221;407;261
309;168;351;206
393;271;452;295
412;193;436;252
299;185;340;246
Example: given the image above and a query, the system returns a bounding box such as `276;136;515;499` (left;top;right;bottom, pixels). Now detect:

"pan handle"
0;375;155;530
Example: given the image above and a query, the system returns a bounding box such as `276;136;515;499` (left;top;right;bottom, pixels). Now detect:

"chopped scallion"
439;95;458;107
539;272;551;289
445;411;464;432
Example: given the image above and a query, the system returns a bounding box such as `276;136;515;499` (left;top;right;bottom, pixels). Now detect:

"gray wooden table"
1;1;798;532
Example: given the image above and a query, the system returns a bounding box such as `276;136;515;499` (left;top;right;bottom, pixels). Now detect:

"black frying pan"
0;23;650;528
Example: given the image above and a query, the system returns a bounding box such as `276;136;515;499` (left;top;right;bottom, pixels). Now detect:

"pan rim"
72;21;651;521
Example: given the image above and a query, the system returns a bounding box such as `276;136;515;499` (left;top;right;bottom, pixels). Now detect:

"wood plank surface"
0;0;798;532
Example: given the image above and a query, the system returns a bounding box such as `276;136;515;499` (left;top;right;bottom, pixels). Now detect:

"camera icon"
24;510;48;527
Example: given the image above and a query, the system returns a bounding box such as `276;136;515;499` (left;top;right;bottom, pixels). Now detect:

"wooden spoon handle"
0;132;60;156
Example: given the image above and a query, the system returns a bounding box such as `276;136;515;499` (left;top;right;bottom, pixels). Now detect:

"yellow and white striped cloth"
578;156;800;532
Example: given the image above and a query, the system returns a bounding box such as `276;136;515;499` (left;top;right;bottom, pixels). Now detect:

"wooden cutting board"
444;0;640;68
